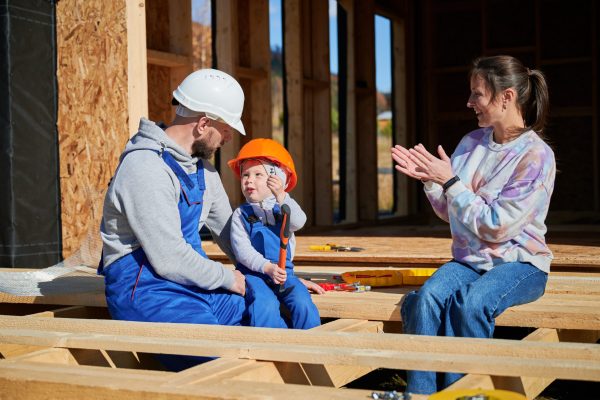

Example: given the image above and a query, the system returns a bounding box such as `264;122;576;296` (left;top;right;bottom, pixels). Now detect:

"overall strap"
161;152;205;191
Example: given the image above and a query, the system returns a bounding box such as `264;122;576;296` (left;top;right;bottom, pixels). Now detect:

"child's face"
241;160;272;202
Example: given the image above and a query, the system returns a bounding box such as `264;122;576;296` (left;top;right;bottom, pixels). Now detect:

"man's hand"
230;270;246;296
264;262;287;284
267;175;286;204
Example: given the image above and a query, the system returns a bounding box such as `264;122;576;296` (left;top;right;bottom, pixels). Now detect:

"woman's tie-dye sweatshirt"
423;127;556;273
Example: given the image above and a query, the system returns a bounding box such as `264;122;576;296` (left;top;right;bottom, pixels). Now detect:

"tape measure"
429;389;527;400
341;268;436;287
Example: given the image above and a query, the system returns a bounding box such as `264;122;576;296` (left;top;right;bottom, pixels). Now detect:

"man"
99;69;246;335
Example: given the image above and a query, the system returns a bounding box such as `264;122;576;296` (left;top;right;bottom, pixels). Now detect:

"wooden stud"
393;18;409;216
338;0;358;224
127;0;149;136
354;0;378;221
215;0;242;205
310;0;333;226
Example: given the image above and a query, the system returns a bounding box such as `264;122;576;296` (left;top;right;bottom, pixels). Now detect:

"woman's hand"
299;278;326;295
391;145;428;181
264;262;287;284
407;144;454;185
267;175;286;203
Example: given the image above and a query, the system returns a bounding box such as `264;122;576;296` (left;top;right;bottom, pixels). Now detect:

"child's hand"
267;175;286;203
264;262;287;284
299;278;326;295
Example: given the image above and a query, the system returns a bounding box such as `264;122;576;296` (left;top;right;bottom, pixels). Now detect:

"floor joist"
1;316;599;382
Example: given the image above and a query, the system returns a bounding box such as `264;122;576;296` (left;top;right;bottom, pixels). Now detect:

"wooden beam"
163;358;284;386
215;0;242;205
393;18;409;216
162;319;382;387
446;328;557;398
126;0;148;137
168;0;193;124
236;66;269;81
310;0;333;226
285;0;309;223
0;360;387;400
147;49;193;68
354;0;377;221
298;319;383;387
338;0;358;223
1;317;600;381
246;0;271;139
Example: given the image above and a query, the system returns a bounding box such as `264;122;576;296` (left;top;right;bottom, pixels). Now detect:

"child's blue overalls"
236;203;320;329
98;150;245;370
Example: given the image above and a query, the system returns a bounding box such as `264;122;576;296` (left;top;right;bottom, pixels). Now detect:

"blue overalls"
236;203;320;329
99;151;245;370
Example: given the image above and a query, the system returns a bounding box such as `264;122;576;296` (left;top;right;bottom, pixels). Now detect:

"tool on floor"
317;282;371;292
308;243;365;252
429;389;526;400
341;268;437;287
371;390;410;400
278;204;293;294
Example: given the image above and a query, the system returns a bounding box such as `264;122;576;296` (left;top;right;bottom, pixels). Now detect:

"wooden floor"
1;231;599;399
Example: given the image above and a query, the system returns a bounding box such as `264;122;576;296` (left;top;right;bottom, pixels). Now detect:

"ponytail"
525;69;550;134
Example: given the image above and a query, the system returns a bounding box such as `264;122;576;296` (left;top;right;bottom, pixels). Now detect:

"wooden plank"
338;0;358;223
447;328;558;398
246;0;271;139
126;0;149;136
354;0;378;221
2;268;600;329
0;360;387;400
310;289;600;330
163;358;284;386
285;0;311;224
203;235;600;271
147;49;193;68
393;18;409;216
215;0;242;206
298;319;383;387
236;66;269;81
1;317;600;381
310;0;333;226
168;0;193;124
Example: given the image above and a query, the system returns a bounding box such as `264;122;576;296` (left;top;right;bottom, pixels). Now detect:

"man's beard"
191;139;217;159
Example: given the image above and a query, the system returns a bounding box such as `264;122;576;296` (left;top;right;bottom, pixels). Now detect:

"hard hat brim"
229;119;246;136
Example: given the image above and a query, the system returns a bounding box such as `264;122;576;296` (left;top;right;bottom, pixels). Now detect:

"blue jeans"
400;260;548;394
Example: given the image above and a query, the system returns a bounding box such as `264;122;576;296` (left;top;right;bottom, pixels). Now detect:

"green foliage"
379;121;393;138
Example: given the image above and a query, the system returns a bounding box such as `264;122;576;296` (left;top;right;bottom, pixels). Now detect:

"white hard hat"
173;69;246;135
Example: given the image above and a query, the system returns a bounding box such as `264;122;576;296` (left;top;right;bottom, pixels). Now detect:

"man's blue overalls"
236;203;320;329
98;151;245;370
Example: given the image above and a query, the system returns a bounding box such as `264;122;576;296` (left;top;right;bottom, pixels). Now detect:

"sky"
192;0;392;93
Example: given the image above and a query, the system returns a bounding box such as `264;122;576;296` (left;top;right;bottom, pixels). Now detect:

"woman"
391;55;555;394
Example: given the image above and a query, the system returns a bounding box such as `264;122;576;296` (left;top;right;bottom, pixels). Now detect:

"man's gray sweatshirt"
100;118;236;290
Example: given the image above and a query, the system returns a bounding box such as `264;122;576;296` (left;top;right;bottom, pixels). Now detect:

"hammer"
278;204;293;294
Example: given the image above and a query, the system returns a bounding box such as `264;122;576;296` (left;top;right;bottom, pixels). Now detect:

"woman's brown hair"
470;55;550;134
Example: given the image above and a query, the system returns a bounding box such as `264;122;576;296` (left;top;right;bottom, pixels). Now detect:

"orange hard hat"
227;138;297;192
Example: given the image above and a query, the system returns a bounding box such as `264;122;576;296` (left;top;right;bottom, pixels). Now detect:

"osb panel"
57;1;130;258
147;64;172;124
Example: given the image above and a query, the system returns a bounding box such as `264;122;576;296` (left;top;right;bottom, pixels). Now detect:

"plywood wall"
56;1;130;257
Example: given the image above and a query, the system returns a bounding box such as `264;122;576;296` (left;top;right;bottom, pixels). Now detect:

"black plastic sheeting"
0;0;61;268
